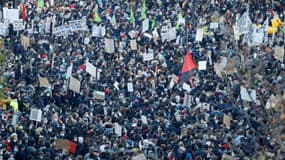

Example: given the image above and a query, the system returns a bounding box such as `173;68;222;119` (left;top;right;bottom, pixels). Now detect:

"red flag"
68;141;77;154
21;4;27;21
181;51;197;83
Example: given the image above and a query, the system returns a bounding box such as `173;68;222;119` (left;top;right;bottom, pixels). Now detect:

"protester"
0;0;285;160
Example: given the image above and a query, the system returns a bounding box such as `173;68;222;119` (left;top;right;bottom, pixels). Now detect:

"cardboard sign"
175;111;181;121
143;53;154;61
195;28;203;42
127;82;134;92
214;63;223;78
55;139;70;152
265;94;283;109
93;91;105;100
69;76;81;93
223;114;231;128
198;61;207;70
21;35;30;50
104;38;115;54
39;77;50;88
222;154;235;160
114;123;122;136
142;18;149;33
130;39;137;50
240;86;256;102
224;59;235;75
181;128;188;137
86;61;97;77
132;154;147;160
29;108;42;122
274;46;284;61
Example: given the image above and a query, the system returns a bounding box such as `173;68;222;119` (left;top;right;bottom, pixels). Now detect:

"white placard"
182;83;191;92
66;64;73;79
167;27;177;41
240;86;256;102
130;40;137;50
69;76;81;93
141;115;148;124
12;113;18;126
183;93;191;107
114;123;122;136
210;22;219;29
143;53;154;61
114;81;120;90
0;23;8;36
175;111;181;121
142;18;149;33
195;28;203;42
92;25;102;37
127;82;134;92
86;61;97;77
29;108;42;122
132;154;147;160
233;25;240;40
3;8;19;22
105;38;115;54
93;91;105;100
13;20;25;31
198;61;207;70
274;46;284;61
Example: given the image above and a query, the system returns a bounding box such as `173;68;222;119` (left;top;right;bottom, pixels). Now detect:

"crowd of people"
0;0;285;159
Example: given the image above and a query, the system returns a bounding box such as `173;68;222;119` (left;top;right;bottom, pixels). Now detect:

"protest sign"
29;108;42;122
233;25;240;40
214;63;223;78
182;83;191;92
55;139;70;152
141;115;148;124
3;8;19;22
224;58;235;75
92;25;103;37
0;23;8;36
127;82;134;92
132;154;147;160
114;123;122;136
21;35;30;50
175;111;181;121
240;86;256;102
183;93;191;107
223;114;231;128
143;53;154;61
195;28;203;42
181;128;188;137
13;20;25;31
130;39;137;50
274;46;284;61
93;91;105;100
69;76;81;93
39;77;50;88
66;64;73;79
161;27;177;42
12;113;18;126
142;18;149;33
104;38;115;54
86;61;97;77
222;154;235;160
265;94;283;109
198;61;207;70
210;22;219;29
